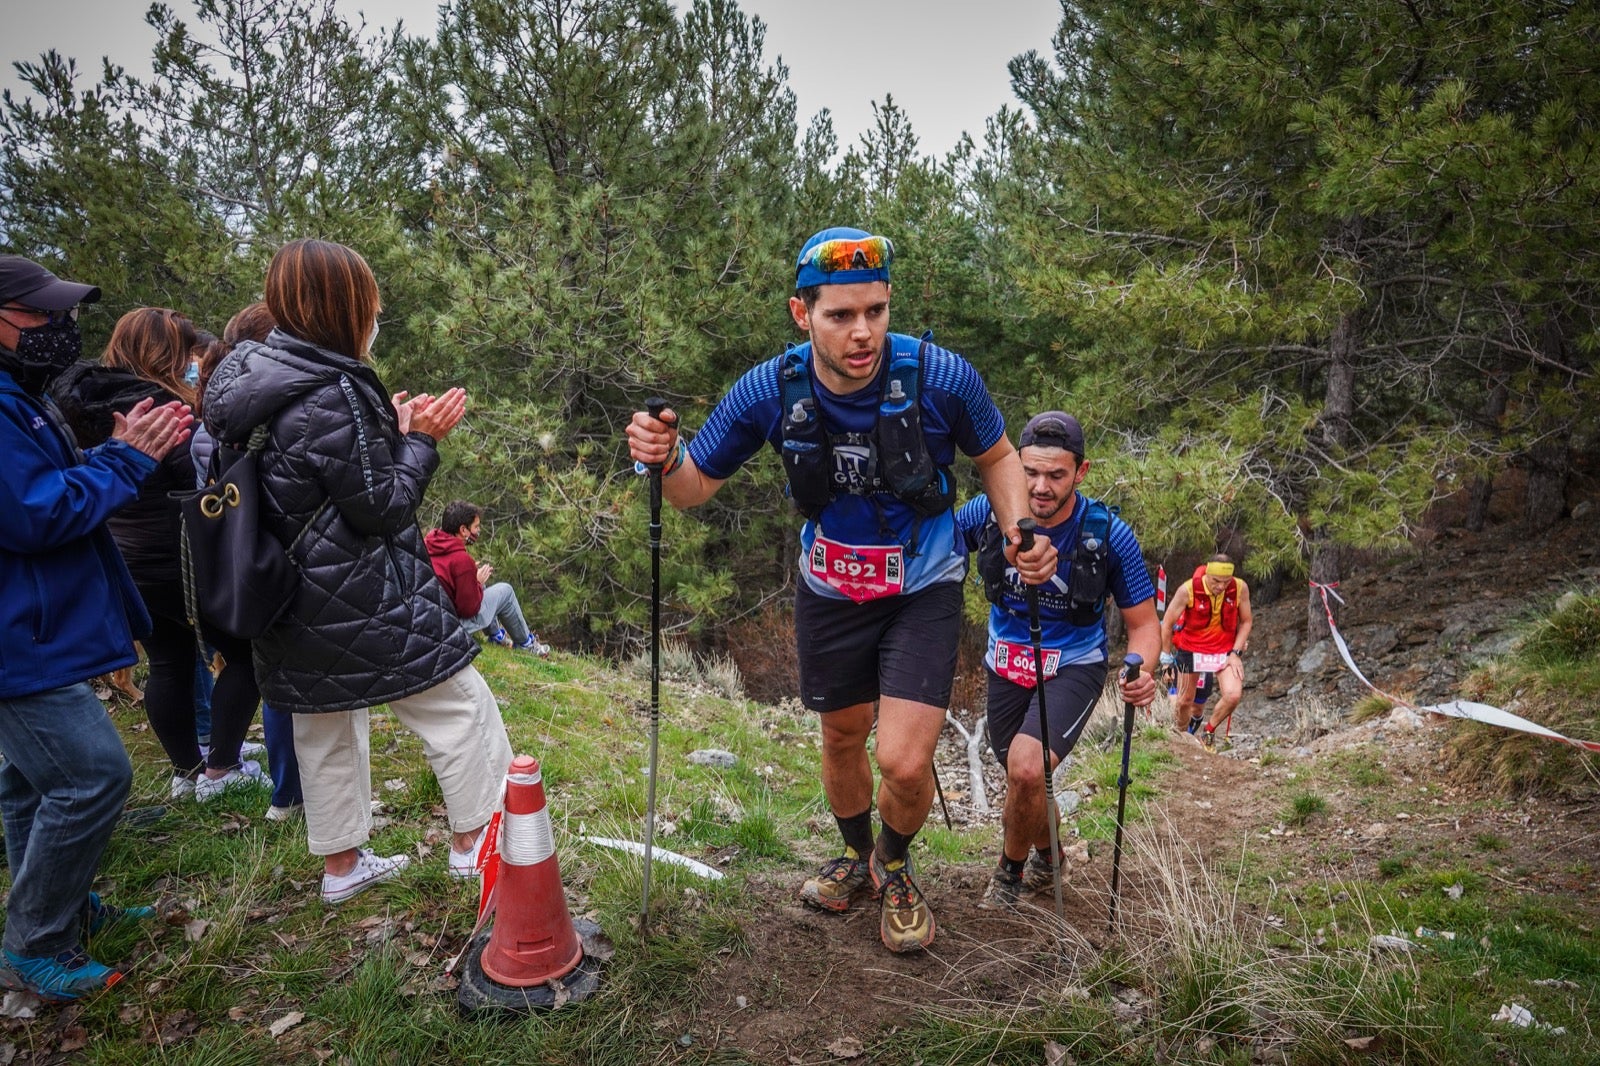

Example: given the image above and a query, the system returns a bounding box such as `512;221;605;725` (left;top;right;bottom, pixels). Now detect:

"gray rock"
1297;640;1332;674
1363;625;1400;657
686;749;738;768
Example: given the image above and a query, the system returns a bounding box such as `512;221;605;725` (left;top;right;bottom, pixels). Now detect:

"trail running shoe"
0;947;121;1002
85;893;155;937
870;849;935;953
517;633;551;656
1024;848;1064;892
979;864;1023;910
1202;728;1216;751
797;853;873;913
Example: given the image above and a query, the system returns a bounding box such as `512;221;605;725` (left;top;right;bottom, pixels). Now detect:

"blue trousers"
0;683;133;957
261;703;303;809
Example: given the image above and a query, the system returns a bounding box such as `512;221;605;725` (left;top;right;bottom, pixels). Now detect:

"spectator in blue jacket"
0;255;192;1001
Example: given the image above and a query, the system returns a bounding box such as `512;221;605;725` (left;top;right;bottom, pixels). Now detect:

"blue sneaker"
487;627;512;647
86;892;155;937
0;947;122;1001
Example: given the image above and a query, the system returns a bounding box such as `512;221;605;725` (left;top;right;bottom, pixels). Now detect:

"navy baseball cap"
0;255;101;310
1019;411;1085;457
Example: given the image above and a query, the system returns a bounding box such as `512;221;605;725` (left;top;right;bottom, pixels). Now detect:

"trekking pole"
1016;518;1067;933
1109;652;1144;933
641;397;674;935
931;762;953;830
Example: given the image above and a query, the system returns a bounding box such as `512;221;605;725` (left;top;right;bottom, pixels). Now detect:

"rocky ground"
688;488;1600;1061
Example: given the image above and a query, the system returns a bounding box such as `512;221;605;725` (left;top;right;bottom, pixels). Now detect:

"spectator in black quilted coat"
202;239;513;904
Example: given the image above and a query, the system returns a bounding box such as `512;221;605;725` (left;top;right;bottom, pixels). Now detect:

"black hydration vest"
779;331;956;525
975;496;1116;627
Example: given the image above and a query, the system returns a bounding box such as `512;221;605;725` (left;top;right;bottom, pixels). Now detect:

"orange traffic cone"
457;755;606;1014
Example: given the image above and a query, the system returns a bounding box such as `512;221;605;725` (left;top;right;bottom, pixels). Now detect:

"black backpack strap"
779;345;829;520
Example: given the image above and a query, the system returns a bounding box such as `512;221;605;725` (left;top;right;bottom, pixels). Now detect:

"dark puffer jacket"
48;362;193;585
201;330;476;713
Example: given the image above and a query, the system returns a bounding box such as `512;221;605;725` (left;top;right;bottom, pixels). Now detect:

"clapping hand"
112;397;193;461
393;388;467;441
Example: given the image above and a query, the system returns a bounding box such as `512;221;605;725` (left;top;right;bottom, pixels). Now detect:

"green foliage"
1284;791;1327;826
1448;589;1600;794
1521;592;1600;666
1002;0;1600;598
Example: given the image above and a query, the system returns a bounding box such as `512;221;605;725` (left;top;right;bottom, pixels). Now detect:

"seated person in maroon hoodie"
424;500;549;654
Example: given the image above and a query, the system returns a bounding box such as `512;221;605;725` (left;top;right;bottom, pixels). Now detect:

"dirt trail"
684;494;1600;1061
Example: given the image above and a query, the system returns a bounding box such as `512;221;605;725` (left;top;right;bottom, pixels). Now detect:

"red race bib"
993;638;1062;688
808;534;905;603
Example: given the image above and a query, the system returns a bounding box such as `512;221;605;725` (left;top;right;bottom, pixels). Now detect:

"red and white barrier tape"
1310;582;1600;754
1156;565;1167;617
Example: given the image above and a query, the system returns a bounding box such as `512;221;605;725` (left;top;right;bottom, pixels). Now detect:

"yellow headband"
1206;561;1234;577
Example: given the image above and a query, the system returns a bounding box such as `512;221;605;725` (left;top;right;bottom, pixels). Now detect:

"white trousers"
292;664;514;855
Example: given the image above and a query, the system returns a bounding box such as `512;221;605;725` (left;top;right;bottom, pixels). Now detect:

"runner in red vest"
1160;554;1253;750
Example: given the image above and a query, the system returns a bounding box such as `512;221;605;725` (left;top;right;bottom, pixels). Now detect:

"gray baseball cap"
0;255;101;310
1018;411;1085;457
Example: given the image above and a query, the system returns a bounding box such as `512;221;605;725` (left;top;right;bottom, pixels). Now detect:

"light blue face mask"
184;360;200;386
367;320;380;352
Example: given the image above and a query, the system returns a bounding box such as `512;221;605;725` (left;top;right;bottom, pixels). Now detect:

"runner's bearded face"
1020;445;1087;524
790;281;890;394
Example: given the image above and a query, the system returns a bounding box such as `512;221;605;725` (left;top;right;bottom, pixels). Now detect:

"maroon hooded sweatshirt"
424;528;483;619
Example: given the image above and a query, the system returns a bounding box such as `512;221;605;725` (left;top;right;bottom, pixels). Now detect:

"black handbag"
175;426;321;640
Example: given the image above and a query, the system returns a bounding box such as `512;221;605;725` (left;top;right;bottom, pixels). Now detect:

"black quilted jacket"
201;330;476;713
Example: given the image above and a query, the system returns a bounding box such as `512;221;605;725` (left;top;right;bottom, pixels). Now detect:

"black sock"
1035;845;1058;866
835;809;874;860
877;820;916;864
1000;853;1026;876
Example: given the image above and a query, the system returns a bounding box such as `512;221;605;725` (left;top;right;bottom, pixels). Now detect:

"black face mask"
2;320;83;393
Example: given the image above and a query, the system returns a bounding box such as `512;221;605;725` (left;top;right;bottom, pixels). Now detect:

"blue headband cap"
795;226;892;289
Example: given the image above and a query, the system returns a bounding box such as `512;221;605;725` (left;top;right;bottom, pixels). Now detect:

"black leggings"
136;581;260;776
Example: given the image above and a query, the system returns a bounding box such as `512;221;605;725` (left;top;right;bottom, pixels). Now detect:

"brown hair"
223;300;277;348
264;239;380;360
101;307;199;407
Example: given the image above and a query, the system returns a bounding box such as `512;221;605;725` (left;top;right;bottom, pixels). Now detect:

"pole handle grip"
647;397;668;421
1122;652;1143;684
1017;516;1037;552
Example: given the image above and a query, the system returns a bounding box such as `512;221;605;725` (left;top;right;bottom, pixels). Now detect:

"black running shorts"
985;660;1109;768
1173;650;1213;704
793;580;963;713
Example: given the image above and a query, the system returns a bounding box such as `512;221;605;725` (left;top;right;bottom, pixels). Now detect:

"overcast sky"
3;0;1062;158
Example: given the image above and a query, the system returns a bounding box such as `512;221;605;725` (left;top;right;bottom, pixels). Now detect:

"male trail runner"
625;227;1047;952
1161;555;1253;750
956;411;1159;906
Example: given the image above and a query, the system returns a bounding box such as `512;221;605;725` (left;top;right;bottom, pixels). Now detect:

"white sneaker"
194;760;264;802
321;849;410;904
263;802;303;822
448;827;490;879
170;775;196;801
200;741;267;761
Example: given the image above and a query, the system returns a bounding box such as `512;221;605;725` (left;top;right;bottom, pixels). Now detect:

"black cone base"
456;917;606;1016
